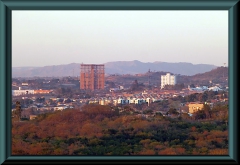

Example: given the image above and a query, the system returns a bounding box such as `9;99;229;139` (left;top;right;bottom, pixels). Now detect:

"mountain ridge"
12;60;218;77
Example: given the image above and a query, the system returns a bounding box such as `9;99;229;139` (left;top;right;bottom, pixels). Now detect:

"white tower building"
161;73;177;89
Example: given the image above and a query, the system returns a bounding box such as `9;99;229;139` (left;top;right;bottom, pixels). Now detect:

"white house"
208;86;222;91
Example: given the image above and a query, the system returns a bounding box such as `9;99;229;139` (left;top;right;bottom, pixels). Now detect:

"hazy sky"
12;10;228;67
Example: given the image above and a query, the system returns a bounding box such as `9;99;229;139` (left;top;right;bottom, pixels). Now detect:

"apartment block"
80;64;105;90
161;73;177;89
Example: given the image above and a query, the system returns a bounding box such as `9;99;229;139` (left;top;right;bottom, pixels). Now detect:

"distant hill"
180;66;228;85
12;63;80;78
12;60;217;77
105;60;217;76
105;66;228;87
190;66;228;80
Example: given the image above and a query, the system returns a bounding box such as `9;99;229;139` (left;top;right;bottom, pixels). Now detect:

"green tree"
167;108;179;115
186;93;197;102
169;101;181;110
194;110;206;120
130;80;139;91
203;104;211;119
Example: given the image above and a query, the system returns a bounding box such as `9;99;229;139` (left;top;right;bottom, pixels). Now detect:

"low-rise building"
34;89;52;94
29;115;37;120
188;102;204;114
12;87;34;96
21;82;29;86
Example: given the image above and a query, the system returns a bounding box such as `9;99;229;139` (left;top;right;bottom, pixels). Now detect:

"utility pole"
15;101;22;121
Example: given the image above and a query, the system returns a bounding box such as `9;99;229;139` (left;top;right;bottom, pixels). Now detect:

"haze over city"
12;10;228;67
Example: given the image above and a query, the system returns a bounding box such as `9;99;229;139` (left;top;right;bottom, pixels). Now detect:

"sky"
12;10;228;67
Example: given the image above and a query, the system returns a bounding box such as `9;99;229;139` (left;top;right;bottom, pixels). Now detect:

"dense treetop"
12;104;228;155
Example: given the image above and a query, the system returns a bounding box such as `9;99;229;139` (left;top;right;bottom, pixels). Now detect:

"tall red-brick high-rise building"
80;64;105;90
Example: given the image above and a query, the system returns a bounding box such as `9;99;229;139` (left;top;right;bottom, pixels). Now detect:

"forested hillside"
12;104;228;155
106;67;228;87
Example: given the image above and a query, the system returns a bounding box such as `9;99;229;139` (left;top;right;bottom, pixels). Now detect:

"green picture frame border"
0;0;239;164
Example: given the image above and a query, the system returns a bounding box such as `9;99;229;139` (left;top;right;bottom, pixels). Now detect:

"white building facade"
12;90;34;96
161;73;177;89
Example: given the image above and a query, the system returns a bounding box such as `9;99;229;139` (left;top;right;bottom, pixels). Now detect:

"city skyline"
12;10;228;67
